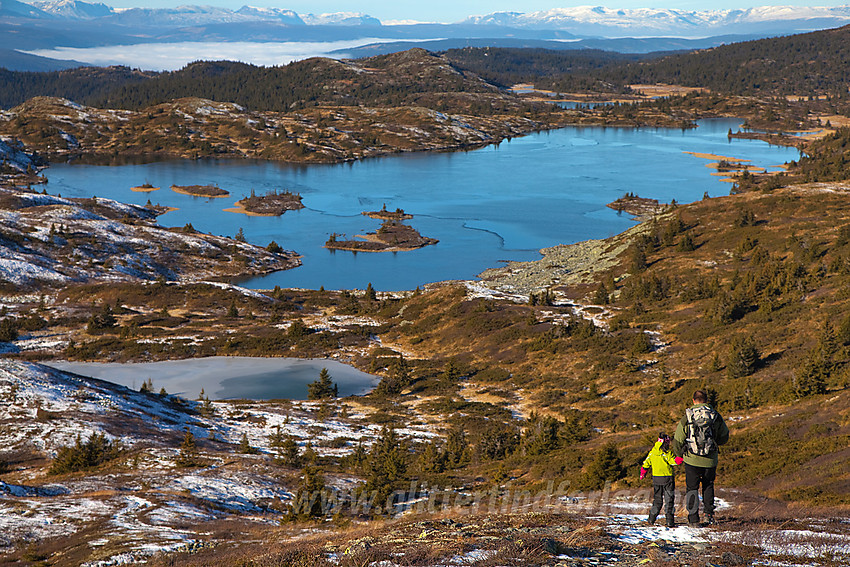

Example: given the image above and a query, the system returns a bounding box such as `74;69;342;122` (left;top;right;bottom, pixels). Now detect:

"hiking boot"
688;520;701;528
705;514;716;526
665;516;675;528
647;515;656;526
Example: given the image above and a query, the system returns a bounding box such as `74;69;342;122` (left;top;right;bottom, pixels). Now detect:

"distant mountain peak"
17;1;382;26
235;5;304;24
1;0;51;18
462;5;850;36
300;11;381;26
30;0;113;19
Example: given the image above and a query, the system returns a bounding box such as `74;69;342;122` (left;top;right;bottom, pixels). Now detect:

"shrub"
476;422;520;461
0;317;17;342
726;336;760;378
49;433;122;475
87;304;116;332
584;443;625;489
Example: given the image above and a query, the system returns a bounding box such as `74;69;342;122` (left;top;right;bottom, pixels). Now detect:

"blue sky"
100;1;848;24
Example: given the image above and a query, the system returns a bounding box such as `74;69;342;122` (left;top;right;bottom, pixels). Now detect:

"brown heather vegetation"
141;513;766;567
8;36;850;564
8;183;850;510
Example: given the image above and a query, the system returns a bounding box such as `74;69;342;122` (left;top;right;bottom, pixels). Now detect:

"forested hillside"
539;24;850;96
441;47;646;90
4;23;850;113
0;50;507;113
0;65;154;109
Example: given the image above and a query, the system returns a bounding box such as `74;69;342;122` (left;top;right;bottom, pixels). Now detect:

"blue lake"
44;119;800;291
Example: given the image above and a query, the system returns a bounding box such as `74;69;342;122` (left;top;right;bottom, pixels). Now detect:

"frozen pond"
45;356;380;400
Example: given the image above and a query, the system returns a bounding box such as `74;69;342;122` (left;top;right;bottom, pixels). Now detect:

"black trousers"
684;463;716;523
649;477;675;524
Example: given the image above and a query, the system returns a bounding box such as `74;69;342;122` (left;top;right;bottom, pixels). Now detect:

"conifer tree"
176;429;200;467
307;368;337;400
523;414;561;456
585;443;624;489
227;299;239;318
444;426;470;469
365;282;377;301
376;356;410;396
364;426;408;510
418;440;446;474
239;432;258;454
294;464;327;518
726;336;760;378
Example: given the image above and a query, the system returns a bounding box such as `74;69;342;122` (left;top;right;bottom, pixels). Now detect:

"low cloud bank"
23;38;412;71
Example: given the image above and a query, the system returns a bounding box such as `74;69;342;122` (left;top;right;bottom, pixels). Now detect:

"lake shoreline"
44;356;381;401
40;119;800;291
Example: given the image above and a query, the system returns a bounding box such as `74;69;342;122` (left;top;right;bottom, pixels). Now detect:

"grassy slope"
17;184;850;506
371;185;850;504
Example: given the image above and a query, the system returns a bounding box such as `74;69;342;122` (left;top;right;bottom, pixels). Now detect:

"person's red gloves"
639;467;647;480
674;457;684;465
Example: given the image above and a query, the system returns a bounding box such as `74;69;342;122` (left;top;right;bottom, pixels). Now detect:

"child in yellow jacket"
640;432;678;528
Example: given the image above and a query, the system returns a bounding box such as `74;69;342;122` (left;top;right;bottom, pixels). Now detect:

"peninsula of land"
606;193;668;218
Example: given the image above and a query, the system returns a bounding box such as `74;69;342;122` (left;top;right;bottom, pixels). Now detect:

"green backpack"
685;405;718;456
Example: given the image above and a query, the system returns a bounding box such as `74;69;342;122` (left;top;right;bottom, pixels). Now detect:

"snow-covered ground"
1;360;848;566
0;359;436;563
0;185;295;286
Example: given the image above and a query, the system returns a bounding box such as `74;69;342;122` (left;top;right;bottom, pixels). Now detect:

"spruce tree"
364;426;408;510
307;368;337;400
365;282;377;301
585;443;624;489
444;426;470;469
176;429;200;467
239;432;258;454
295;464;327;518
726;336;760;378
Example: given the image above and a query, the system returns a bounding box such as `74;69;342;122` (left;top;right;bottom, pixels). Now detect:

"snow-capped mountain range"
17;0;381;26
463;5;850;35
10;1;850;35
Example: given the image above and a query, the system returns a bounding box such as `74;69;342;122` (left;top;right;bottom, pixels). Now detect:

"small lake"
43;119;800;290
45;357;380;400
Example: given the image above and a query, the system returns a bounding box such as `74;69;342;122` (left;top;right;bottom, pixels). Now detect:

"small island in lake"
607;192;668;217
131;182;160;192
363;203;413;221
325;220;438;252
171;184;229;198
225;189;305;216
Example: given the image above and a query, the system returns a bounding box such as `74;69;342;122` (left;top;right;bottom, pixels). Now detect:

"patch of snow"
0;257;71;285
200;281;273;301
165;472;291;513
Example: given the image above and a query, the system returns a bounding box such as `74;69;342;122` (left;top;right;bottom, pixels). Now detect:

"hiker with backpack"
639;432;678;528
672;389;729;527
